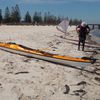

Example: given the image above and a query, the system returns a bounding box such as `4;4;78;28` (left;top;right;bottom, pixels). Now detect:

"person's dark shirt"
76;25;90;39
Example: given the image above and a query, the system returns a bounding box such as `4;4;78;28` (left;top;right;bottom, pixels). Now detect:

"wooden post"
92;25;94;30
98;25;100;29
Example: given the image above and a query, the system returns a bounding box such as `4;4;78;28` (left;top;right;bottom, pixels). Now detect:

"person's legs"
78;39;81;51
82;40;85;51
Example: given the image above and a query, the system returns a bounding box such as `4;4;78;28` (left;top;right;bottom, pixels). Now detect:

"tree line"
0;4;82;25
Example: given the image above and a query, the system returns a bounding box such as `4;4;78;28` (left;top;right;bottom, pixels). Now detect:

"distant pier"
88;24;100;30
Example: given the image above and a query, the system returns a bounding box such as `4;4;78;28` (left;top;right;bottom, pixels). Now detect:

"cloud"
78;0;100;2
20;0;67;4
18;0;100;4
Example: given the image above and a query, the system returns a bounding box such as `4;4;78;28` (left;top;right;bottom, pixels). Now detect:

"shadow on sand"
0;47;99;76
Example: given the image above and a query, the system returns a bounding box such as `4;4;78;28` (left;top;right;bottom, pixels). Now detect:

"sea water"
90;29;100;44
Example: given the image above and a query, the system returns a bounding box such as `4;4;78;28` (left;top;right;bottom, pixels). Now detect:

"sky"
0;0;100;23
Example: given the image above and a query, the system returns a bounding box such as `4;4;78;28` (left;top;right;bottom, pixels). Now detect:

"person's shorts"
79;37;85;43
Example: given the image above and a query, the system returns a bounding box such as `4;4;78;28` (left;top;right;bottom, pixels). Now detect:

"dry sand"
0;25;100;100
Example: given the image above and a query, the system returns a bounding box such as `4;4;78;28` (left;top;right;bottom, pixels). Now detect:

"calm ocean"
90;29;100;44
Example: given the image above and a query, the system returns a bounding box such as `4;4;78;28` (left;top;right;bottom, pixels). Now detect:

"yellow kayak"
0;42;95;66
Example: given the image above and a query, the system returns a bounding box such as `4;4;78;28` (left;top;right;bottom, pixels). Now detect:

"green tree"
0;9;2;24
10;4;21;23
33;12;38;24
69;18;73;25
44;12;47;25
46;12;50;25
69;18;82;25
44;12;58;25
57;16;61;24
24;11;32;23
10;6;16;23
38;12;42;24
15;4;21;22
4;7;10;23
33;12;42;25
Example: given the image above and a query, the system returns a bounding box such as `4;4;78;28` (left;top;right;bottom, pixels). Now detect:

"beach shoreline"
0;25;100;100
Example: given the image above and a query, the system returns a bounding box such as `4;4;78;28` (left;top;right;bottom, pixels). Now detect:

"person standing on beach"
76;22;90;51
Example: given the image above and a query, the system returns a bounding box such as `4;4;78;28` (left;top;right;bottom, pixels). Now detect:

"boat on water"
0;42;96;66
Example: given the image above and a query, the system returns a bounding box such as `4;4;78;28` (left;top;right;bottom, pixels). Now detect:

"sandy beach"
0;25;100;100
